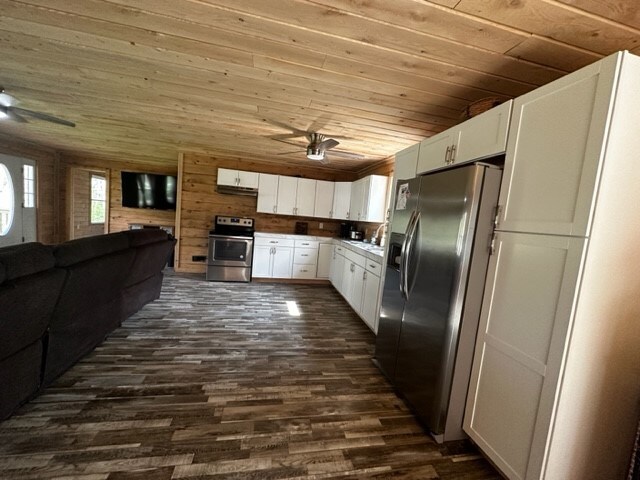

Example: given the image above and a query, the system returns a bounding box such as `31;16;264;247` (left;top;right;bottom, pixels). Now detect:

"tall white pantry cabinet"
464;51;640;479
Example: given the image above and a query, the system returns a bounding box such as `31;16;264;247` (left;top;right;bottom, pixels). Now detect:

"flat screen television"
121;171;177;210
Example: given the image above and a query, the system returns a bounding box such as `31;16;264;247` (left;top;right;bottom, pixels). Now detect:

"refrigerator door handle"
398;211;417;300
403;212;420;300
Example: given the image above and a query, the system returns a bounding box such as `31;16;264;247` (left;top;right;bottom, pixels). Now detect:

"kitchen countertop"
254;232;385;261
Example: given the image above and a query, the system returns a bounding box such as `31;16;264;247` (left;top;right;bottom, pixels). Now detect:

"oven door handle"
208;234;255;240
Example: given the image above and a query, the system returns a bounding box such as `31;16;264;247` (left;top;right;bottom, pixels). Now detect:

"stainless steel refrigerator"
374;164;501;442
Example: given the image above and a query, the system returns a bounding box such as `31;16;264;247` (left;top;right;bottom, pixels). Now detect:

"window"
23;164;35;208
90;174;106;224
0;164;14;236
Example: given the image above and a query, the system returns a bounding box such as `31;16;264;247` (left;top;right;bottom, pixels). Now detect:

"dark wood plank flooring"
0;273;501;479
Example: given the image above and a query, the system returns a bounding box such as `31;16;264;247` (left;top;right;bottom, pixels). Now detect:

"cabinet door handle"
450;144;456;163
363;271;367;280
273;205;277;213
445;146;451;164
346;211;350;219
329;210;333;217
301;254;308;257
270;240;278;244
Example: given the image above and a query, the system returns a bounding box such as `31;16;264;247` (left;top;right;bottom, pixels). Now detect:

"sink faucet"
372;222;387;245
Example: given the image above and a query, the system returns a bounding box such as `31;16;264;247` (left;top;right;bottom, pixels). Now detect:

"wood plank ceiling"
0;0;639;171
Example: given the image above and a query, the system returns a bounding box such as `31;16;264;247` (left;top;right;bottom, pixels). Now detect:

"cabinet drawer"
365;260;382;277
344;248;366;267
294;248;318;265
254;237;295;247
294;239;319;249
292;264;317;278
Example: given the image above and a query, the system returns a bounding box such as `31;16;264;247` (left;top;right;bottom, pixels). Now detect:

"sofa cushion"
0;268;66;361
54;232;130;267
0;243;56;281
125;229;171;247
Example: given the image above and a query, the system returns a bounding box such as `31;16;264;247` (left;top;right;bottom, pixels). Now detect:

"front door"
0;153;36;247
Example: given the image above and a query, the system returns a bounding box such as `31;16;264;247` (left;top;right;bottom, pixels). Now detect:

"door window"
0;164;14;236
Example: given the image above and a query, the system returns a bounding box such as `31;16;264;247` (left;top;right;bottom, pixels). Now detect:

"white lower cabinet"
252;245;273;278
252;236;294;279
316;243;333;279
330;245;345;291
331;242;382;332
464;232;586;480
361;265;381;331
292;239;318;279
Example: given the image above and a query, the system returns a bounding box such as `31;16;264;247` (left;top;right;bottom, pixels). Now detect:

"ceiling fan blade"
308;114;331;133
317;138;339;151
11;106;75;127
277;150;303;155
5;108;28;123
327;149;365;160
262;118;308;137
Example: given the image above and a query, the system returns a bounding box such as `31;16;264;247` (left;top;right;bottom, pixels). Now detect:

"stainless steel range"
206;216;254;282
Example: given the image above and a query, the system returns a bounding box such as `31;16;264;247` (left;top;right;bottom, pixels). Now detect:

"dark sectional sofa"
0;229;175;420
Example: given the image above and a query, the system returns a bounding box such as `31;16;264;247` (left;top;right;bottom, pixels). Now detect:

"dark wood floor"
0;273;502;479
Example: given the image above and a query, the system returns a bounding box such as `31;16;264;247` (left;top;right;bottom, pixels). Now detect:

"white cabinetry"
330;244;346;291
276;176;297;216
331;241;382;332
417;100;512;175
314;180;335;218
252;235;294;279
217;168;259;188
349;175;388;223
257;173;279;214
361;260;382;331
295;178;316;217
465;52;640;480
275;176;316;217
292;239;318;279
316;243;333;279
332;182;352;220
394;143;420;180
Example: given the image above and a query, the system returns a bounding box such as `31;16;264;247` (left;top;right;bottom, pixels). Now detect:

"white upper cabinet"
333;182;352;220
276;176;298;216
349;178;365;222
217;168;259;188
350;175;389;223
394;143;420;180
256;173;279;214
314;180;335;218
497;57;618;237
295;178;316;217
416;100;512;175
416;129;458;175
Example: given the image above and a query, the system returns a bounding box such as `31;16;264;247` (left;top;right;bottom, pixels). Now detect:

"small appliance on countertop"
206;216;255;282
349;230;364;240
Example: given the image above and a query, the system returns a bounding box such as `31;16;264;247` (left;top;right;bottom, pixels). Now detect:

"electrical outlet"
319;222;323;229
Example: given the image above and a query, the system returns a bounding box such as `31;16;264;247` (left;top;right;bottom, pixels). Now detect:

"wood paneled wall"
0;135;59;244
60;153;177;240
176;152;358;273
69;168;106;239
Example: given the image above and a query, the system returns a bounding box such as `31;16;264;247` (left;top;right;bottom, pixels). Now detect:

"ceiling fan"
263;116;363;164
0;87;76;127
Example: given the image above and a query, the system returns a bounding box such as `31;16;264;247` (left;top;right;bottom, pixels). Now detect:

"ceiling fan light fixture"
306;145;325;161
